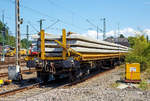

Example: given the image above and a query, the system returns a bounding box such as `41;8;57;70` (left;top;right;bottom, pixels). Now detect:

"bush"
126;35;150;71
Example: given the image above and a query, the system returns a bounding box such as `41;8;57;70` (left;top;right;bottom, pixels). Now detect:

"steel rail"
0;69;36;78
0;64;26;70
0;73;8;78
0;82;41;97
0;60;25;65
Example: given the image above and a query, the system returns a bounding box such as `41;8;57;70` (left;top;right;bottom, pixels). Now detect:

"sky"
1;0;150;40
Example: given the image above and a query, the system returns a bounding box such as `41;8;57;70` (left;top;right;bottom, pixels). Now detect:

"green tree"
126;35;150;71
107;36;114;38
21;38;31;49
0;20;16;47
128;36;136;48
146;35;149;43
8;36;16;47
119;34;125;38
0;20;32;49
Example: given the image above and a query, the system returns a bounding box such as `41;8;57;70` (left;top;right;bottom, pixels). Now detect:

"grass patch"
119;65;125;69
144;69;150;79
138;81;149;90
111;82;120;88
119;72;125;81
138;68;150;90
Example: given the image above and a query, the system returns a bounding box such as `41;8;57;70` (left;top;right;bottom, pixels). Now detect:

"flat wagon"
25;29;129;82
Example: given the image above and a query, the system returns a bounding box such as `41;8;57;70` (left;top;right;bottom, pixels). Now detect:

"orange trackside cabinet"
125;63;141;81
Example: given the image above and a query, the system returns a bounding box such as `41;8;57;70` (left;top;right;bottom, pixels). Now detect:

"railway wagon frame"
25;29;126;82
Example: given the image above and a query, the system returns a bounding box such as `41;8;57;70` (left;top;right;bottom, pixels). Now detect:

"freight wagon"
25;29;129;82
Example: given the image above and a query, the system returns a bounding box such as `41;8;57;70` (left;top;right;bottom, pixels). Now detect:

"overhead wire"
47;0;95;30
47;0;86;31
28;21;39;33
47;0;87;22
86;19;103;32
1;0;39;41
47;0;107;37
7;0;86;32
45;19;60;30
3;0;104;38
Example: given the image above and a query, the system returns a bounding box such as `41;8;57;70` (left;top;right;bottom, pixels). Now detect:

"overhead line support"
15;0;22;80
102;18;106;40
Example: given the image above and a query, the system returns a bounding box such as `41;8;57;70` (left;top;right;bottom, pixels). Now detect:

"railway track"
0;63;26;70
0;57;25;65
0;73;8;78
0;67;117;98
0;82;41;97
0;69;36;78
0;60;25;65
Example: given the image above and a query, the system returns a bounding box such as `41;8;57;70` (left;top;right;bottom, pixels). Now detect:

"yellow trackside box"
125;63;141;81
0;80;4;85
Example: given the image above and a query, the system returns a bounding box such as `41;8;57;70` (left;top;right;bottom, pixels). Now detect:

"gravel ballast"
16;67;150;101
1;67;150;101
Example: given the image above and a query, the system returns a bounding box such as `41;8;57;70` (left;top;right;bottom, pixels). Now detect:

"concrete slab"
34;33;129;55
44;33;129;49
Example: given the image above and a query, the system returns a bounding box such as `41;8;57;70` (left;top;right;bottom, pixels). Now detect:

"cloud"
143;29;150;36
82;30;103;40
106;27;139;37
81;28;150;40
31;28;150;41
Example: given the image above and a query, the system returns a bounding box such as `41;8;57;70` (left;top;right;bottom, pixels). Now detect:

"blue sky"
1;0;150;39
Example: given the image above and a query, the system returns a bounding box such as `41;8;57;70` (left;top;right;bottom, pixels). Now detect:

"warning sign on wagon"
130;67;136;72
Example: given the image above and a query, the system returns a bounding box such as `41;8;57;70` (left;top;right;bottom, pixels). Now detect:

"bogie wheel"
76;68;82;79
54;75;61;82
69;71;77;82
84;69;90;76
38;71;50;83
37;71;41;81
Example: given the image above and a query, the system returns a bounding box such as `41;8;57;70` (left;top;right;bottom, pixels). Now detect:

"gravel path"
2;67;150;101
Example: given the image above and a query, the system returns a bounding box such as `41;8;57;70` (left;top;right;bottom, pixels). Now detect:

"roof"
105;38;130;47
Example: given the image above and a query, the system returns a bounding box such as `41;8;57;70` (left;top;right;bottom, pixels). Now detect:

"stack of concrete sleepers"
38;33;129;57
